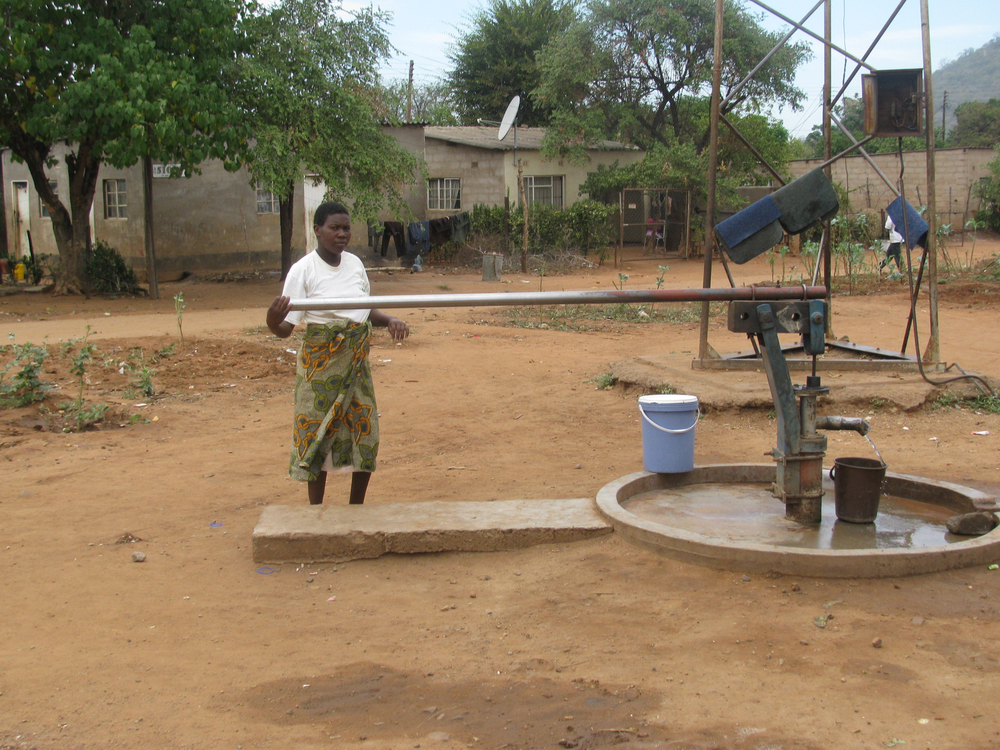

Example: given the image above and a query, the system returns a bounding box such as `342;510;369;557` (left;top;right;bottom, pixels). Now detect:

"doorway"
12;181;29;260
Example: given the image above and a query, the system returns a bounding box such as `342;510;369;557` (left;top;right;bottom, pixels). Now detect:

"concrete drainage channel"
596;464;1000;579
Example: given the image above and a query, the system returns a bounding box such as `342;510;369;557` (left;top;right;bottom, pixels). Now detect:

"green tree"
0;0;248;294
377;79;460;125
241;0;421;278
949;99;1000;149
973;144;1000;232
802;96;934;159
580;135;741;208
534;0;810;160
447;0;576;126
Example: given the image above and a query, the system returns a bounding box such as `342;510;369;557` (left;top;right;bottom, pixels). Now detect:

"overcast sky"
368;0;998;139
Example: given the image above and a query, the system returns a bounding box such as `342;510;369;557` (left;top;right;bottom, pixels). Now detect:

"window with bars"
524;175;564;208
256;187;280;214
104;179;127;219
40;181;58;218
427;178;461;210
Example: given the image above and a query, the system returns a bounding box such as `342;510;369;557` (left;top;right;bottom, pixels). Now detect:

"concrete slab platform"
252;498;612;563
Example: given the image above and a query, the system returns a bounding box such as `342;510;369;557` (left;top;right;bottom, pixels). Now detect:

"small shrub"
174;292;186;343
0;341;51;407
21;253;51;285
61;326;108;431
976;254;1000;282
591;372;617;390
87;240;141;295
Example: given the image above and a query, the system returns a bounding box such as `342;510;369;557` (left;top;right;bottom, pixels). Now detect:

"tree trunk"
17;141;100;295
279;180;295;281
0;156;8;260
66;146;101;297
143;154;159;299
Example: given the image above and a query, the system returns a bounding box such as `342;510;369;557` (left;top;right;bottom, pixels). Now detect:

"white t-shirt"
281;251;371;326
885;215;903;244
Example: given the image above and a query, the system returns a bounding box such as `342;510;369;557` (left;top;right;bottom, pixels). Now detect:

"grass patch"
933;392;1000;414
591;372;617;390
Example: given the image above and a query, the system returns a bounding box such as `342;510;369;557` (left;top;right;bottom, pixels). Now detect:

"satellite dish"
498;95;520;141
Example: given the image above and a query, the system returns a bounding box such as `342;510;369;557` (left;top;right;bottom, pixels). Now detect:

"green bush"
0;342;51;408
21;253;51;284
527;204;569;250
470;200;616;257
567;200;617;256
974;145;1000;232
470;204;509;237
86;240;140;295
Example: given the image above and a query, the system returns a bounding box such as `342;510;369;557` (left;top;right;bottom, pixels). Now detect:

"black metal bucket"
830;457;887;524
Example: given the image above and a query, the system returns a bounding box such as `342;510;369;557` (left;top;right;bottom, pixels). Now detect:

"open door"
12;181;29;260
303;176;325;255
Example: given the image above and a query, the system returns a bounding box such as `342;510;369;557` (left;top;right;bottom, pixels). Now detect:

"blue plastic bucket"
638;394;699;473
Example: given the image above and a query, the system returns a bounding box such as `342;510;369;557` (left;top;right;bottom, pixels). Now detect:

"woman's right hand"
267;296;294;338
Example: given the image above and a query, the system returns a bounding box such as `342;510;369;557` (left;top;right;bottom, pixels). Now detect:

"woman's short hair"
313;201;350;227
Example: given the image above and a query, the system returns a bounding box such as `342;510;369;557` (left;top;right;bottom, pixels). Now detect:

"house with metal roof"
416;125;643;221
1;125;643;280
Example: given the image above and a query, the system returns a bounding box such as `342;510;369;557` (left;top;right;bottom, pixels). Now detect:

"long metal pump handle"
289;286;828;311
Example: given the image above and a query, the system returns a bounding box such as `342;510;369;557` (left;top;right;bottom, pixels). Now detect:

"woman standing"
267;201;409;504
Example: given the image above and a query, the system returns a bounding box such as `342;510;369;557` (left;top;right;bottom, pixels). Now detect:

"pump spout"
815;415;871;436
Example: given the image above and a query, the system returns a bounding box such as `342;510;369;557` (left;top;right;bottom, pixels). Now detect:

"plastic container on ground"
638;394;699;473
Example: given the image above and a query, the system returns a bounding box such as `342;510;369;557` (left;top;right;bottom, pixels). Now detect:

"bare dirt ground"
2;244;1000;750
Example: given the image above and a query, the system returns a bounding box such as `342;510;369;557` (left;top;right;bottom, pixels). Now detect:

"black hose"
895;138;995;397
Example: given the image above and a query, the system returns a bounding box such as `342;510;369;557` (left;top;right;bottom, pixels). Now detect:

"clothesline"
369;211;471;259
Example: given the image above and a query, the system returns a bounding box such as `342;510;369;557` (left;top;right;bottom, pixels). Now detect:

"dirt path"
2;251;999;750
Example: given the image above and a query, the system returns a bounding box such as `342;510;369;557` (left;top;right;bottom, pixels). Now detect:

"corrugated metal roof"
423;126;637;152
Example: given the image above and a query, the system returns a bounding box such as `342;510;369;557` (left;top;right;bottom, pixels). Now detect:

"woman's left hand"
386;317;409;342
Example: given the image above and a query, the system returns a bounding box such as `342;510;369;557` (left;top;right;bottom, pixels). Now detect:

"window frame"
427;177;461;210
256;187;281;215
524;175;564;208
103;179;128;219
39;180;59;218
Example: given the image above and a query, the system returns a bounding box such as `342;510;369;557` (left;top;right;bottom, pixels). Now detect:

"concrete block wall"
787;148;995;225
422;141;507;217
2;147;304;280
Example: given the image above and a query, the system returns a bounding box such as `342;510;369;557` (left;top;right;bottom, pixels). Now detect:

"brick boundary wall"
787;148;996;229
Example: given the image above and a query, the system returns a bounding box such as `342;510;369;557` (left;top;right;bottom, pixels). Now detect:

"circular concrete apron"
596;464;1000;578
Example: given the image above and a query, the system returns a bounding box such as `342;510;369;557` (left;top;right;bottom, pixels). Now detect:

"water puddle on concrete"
621;481;962;550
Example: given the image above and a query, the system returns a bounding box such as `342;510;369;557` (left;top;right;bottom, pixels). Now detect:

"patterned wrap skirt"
289;320;379;481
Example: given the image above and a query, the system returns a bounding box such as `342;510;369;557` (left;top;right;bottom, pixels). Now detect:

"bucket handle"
640;405;700;434
829;465;836;481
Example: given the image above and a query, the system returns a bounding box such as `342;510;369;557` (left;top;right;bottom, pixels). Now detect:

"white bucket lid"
638;394;698;406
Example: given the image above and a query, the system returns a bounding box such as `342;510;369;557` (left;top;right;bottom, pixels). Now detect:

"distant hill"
934;35;1000;133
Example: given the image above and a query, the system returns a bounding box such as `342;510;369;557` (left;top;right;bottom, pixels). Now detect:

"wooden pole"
407;60;414;123
518;161;528;273
698;0;725;361
920;0;939;362
143;154;159;300
822;0;832;333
